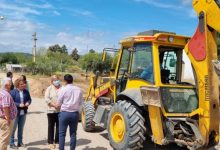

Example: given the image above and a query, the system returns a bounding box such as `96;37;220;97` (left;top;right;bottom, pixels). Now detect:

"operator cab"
119;30;198;114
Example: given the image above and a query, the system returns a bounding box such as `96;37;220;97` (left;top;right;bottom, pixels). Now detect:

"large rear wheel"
81;101;95;132
107;100;146;150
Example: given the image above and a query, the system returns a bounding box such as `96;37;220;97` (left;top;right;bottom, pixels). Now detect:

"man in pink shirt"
0;78;17;150
56;74;83;150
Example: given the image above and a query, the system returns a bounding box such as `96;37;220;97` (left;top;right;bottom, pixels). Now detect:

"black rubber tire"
107;100;146;150
81;101;95;132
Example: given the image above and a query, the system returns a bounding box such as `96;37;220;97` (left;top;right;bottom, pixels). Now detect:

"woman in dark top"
9;78;32;149
19;75;30;91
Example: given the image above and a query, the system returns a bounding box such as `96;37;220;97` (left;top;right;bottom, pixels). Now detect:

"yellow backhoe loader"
81;0;220;149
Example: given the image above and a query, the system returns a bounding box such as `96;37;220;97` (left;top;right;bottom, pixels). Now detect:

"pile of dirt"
29;74;90;98
28;76;51;98
0;73;90;98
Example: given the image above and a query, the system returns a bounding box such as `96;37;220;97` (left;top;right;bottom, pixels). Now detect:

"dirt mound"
29;74;90;98
28;76;51;98
0;73;90;98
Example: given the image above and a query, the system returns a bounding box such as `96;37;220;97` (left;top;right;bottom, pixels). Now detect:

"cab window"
159;46;182;84
117;48;131;93
130;43;154;83
118;48;130;76
159;46;196;85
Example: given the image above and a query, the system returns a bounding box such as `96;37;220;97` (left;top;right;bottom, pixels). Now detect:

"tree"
26;51;77;75
48;44;68;54
61;45;68;54
89;49;95;53
71;48;80;61
15;53;32;64
0;53;19;65
79;51;112;73
37;47;47;56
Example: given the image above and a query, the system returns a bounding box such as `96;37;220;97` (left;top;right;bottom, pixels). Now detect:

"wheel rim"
81;109;85;126
110;112;125;143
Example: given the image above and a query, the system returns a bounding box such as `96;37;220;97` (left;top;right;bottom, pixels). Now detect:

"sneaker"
49;144;55;149
55;144;59;149
17;143;26;148
10;144;18;149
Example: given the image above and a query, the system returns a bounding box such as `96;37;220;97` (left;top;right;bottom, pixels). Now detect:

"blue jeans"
59;112;79;150
10;114;27;145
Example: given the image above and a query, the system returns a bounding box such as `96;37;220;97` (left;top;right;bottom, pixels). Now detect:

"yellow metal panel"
148;106;164;145
185;13;219;144
193;0;220;32
113;46;124;102
126;79;150;89
154;34;190;46
152;44;161;86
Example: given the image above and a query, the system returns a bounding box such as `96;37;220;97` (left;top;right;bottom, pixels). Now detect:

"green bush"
66;65;81;73
79;50;112;73
26;51;77;75
0;53;19;65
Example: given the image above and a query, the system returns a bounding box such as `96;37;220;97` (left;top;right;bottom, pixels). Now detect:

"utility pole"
32;32;37;63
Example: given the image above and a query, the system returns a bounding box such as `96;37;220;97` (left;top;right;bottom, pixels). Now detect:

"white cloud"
134;0;180;9
0;2;41;15
24;2;54;9
52;11;61;16
0;19;47;53
0;22;114;54
188;9;197;18
181;0;192;6
134;0;195;18
61;7;94;18
73;9;94;17
51;31;112;54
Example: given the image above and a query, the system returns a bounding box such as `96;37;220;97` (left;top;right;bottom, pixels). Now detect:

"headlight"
168;36;174;43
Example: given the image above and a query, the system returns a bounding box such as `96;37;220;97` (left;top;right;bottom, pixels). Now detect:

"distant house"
6;64;23;72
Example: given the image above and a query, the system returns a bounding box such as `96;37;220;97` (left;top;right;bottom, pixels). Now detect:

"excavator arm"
184;0;220;145
193;0;220;32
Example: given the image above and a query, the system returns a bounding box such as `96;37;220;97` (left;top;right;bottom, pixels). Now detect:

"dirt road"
9;98;112;150
9;98;217;150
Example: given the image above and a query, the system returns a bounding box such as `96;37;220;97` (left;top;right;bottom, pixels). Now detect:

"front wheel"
107;100;146;150
81;101;95;132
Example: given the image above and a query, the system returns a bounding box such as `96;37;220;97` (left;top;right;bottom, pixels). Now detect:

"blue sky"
0;0;197;54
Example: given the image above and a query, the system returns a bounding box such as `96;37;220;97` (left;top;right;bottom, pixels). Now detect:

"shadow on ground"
76;138;91;147
26;140;47;147
81;146;108;150
90;126;105;133
27;148;48;150
99;133;108;140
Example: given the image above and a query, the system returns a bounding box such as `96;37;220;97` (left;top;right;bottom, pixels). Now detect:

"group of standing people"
0;73;83;150
0;72;31;150
45;74;83;150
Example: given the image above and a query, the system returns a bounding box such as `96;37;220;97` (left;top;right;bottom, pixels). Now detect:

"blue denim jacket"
10;89;32;115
